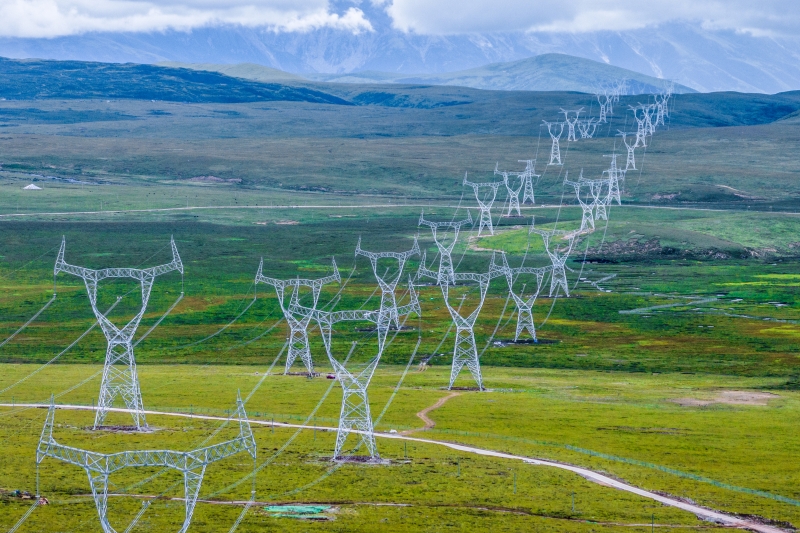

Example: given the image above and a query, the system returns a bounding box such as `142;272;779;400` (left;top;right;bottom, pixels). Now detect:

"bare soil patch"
671;390;778;407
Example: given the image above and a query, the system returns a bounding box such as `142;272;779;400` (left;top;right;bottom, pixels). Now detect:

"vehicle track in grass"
401;391;461;435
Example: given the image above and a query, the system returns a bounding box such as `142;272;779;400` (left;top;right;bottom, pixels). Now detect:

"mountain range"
0;2;798;93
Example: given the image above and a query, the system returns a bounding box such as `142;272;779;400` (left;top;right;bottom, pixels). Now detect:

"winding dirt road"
401;391;461;434
3;403;787;533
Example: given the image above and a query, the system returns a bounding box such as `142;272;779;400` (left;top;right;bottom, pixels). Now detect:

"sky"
1;0;797;39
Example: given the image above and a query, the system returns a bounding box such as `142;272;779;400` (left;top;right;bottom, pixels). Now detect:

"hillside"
307;54;695;94
156;61;307;84
0;57;349;105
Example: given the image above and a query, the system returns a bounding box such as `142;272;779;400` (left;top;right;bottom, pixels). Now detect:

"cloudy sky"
1;0;796;38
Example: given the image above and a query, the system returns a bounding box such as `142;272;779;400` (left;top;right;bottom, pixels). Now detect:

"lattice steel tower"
518;159;539;205
529;224;580;297
561;108;583;142
564;172;596;232
311;276;420;459
54;236;183;430
37;393;256;533
442;255;508;390
463;172;502;236
543;121;565;165
255;258;340;374
494;164;523;216
495;253;550;342
618;131;636;170
418;210;473;286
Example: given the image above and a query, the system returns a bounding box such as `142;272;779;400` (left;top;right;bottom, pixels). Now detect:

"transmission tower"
418;210;473;286
577;118;598;139
494;253;550;342
54;236;183;430
463;172;502;236
255;258;341;374
494;164;523;217
602;154;626;206
543;121;565;166
529;223;580;297
312;277;420;460
596;92;608;123
443;254;508;390
564;171;596;232
579;175;610;221
561;108;583;142
37;393;256;533
631;106;648;148
618;131;636;170
518;159;539;205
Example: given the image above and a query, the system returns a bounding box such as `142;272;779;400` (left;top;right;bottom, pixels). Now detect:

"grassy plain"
1;364;798;532
0;86;798;531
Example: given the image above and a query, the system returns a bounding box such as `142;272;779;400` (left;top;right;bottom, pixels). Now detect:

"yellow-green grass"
0;364;797;531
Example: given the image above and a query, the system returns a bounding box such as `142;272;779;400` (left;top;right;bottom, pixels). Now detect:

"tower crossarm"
38;398;255;475
418;210;473;231
54;236;183;283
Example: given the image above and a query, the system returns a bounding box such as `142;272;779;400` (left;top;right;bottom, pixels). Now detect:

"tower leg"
95;342;147;430
478;209;493;236
87;471;114;533
180;467;207;533
334;387;377;459
515;306;536;342
550;265;569;297
523;176;535;205
285;326;313;374
449;328;483;390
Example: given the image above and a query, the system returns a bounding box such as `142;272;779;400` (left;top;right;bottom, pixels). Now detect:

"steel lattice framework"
494;165;523;217
37;394;256;533
418;210;473;286
442;255;508;390
618;131;637;170
255;258;341;374
631;105;648;148
463;173;502;236
577;118;598;139
602;154;626;206
518;159;538;205
494;253;550;342
578;175;611;222
54;236;183;430
564;172;596;232
561;108;583;142
303;240;421;460
543;121;565;166
528;224;580;297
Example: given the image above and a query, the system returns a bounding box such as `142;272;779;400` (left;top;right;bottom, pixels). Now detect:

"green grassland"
0;77;799;531
0;365;798;531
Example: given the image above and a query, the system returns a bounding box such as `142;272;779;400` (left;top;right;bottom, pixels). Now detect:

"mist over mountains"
1;1;798;94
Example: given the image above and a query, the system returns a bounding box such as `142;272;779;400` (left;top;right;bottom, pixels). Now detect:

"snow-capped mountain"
0;1;798;94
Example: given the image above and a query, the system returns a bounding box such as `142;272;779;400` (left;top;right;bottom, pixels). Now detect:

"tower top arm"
255;257;340;290
55;236;183;282
418;209;473;230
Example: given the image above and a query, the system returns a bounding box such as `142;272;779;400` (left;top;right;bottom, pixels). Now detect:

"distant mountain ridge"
304;54;695;94
0;10;799;93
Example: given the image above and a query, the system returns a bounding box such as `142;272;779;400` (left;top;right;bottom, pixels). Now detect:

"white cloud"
0;0;373;38
385;0;800;38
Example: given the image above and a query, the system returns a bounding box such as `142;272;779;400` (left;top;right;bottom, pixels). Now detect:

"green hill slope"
0;57;349;105
156;61;308;84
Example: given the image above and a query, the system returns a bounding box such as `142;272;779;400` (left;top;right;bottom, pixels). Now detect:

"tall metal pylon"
529;222;580;297
494;253;550;342
564;171;596;232
579;175;610;221
54;236;183;430
577;118;598;139
603;153;626;206
463;172;502;236
37;393;256;533
596;91;610;123
618;131;637;170
519;159;539;205
311;278;420;460
443;254;508;390
495;164;523;216
561;108;583;142
543;121;564;165
631;106;648;148
255;258;341;374
418;210;473;286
